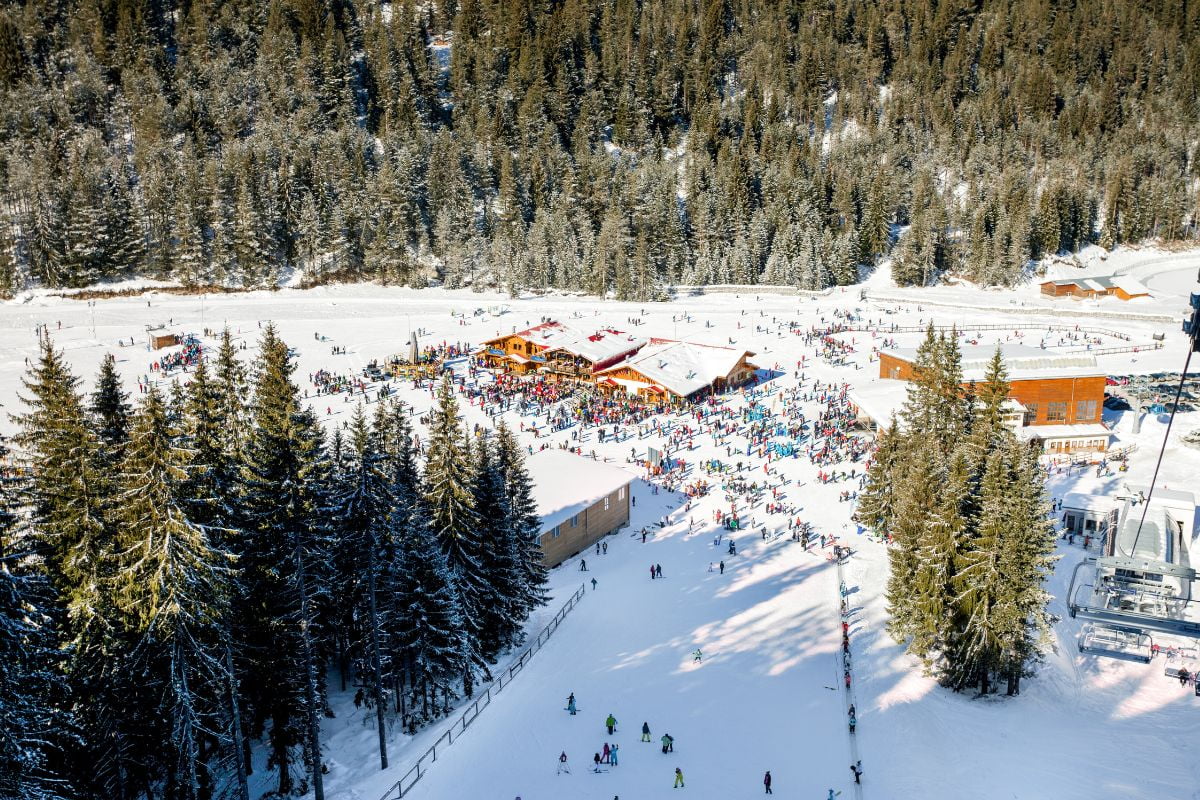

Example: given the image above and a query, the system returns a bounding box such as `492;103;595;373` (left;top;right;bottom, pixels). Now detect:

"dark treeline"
0;330;548;800
0;0;1198;297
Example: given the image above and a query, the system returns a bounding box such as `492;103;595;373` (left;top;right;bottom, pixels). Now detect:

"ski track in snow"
2;248;1200;799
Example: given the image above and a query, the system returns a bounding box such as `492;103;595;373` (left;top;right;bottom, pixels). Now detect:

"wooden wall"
878;354;1105;426
538;483;631;567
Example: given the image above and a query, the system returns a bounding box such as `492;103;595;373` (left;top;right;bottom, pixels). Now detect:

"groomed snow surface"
3;246;1199;800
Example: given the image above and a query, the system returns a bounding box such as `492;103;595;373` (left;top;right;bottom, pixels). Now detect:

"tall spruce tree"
495;421;548;615
112;386;232;800
238;325;330;799
421;375;487;696
91;352;131;455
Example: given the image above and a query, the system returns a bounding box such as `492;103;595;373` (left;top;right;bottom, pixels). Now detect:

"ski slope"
1;245;1199;799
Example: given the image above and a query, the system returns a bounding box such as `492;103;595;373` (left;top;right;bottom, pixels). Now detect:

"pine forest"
0;0;1197;297
0;328;549;800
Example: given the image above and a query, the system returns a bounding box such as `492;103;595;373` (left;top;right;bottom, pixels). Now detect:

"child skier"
557;752;570;774
610;743;619;766
673;767;685;788
567;694;577;715
602;743;610;764
641;722;652;742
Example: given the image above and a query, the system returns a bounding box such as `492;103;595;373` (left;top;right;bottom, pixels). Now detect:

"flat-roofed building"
526;450;634;567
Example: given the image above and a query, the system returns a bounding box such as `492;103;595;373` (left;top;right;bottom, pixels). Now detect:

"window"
604;497;610;511
1025;402;1039;423
551;525;561;538
570;514;579;528
1076;399;1097;422
619;486;625;500
1047;401;1068;422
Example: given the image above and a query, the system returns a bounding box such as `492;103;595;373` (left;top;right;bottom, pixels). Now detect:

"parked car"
1104;395;1131;411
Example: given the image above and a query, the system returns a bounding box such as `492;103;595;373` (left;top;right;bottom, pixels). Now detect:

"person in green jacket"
606;713;617;735
673;767;685;788
661;733;674;753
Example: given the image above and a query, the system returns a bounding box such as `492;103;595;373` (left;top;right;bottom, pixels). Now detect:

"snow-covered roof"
545;328;646;365
882;344;1104;381
1016;423;1112;440
482;321;583;349
1041;275;1151;298
1061;492;1118;513
599;340;753;398
848;382;908;427
525;450;635;533
1109;275;1151;297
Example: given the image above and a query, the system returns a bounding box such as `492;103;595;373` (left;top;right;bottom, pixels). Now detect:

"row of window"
1026;399;1097;423
548;487;625;537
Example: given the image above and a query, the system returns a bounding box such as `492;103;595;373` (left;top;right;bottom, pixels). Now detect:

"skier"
763;770;772;794
661;733;674;753
606;713;618;735
602;743;611;764
610;743;619;766
641;721;652;742
848;711;856;734
651;564;656;580
593;753;602;772
673;767;685;788
692;649;703;663
557;752;571;774
850;761;862;784
719;560;725;574
656;563;663;578
827;791;841;799
567;693;577;715
581;559;588;572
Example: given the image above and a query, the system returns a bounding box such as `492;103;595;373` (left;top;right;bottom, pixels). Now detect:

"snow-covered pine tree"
993;440;1058;696
470;433;522;661
855;417;902;535
495;420;548;616
91;352;131;457
0;438;72;800
421;375;487;697
112;385;233;800
884;441;943;643
331;405;393;769
237;325;330;799
392;515;466;722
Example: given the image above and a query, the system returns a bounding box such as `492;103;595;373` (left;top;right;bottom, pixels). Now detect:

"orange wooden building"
1039;276;1151;301
478;321;580;374
596;339;757;404
877;344;1110;453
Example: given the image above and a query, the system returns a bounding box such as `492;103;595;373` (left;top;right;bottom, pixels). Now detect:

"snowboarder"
581;559;588;572
610;743;619;766
850;761;862;784
567;693;577;715
606;713;618;735
642;722;652;742
673;767;685;788
763;770;772;794
557;752;571;774
692;649;703;663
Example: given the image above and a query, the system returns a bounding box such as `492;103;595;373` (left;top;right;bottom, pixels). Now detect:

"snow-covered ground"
3;246;1200;800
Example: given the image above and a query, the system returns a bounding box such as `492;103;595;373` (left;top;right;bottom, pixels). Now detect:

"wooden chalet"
596;339;757;404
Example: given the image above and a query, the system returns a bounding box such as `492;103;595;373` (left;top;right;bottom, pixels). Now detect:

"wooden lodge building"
596;339;757;404
477;322;757;404
1039;276;1151;301
525;450;634;567
874;344;1112;455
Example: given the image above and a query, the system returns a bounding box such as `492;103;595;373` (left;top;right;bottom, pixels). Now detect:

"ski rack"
377;583;588;800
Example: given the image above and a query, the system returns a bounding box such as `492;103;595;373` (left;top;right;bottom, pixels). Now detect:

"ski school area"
0;253;1198;799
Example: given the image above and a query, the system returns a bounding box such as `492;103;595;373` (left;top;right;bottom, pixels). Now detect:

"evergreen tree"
495;421;548;615
421;375;487;696
237;325;330;799
91;352;131;455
